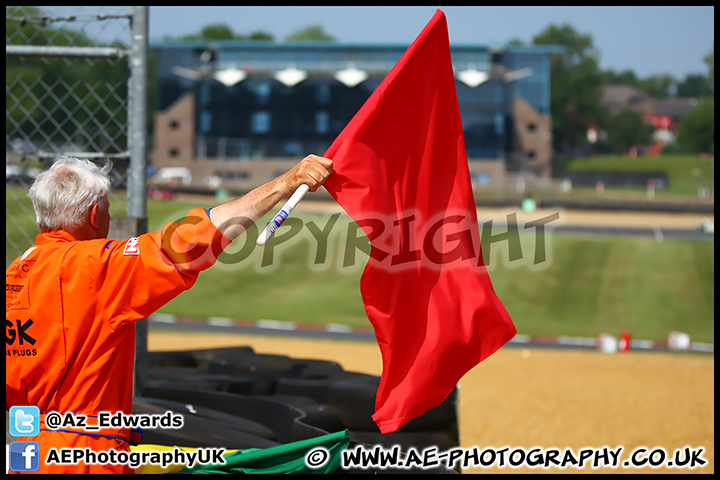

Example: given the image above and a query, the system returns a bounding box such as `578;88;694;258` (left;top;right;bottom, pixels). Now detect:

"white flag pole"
256;183;310;246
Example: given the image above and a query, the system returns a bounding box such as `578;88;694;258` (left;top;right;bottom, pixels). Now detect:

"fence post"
128;6;150;396
128;6;149;219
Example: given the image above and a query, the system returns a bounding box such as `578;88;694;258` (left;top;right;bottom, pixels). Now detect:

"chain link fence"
6;6;148;267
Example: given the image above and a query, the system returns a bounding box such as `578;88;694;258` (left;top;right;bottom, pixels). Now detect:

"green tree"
535;23;599;66
6;6;50;45
677;73;712;98
6;6;128;154
637;74;677;98
533;23;604;153
601;68;638;86
6;6;97;48
196;23;236;40
248;30;273;41
598;108;654;154
285;25;335;42
677;98;714;153
704;49;714;94
169;23;274;42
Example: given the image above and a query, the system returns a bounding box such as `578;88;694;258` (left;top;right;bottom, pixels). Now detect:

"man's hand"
279;154;334;197
208;154;334;241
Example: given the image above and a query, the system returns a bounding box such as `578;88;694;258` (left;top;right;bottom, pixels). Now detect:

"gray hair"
28;156;113;232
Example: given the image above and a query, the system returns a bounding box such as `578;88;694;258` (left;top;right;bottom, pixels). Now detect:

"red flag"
323;9;516;434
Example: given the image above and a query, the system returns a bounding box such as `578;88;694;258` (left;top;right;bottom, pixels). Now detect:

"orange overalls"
6;208;231;474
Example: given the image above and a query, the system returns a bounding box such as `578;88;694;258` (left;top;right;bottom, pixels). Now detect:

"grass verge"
6;189;713;343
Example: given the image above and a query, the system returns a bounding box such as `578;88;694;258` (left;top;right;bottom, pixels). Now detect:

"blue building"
150;40;562;190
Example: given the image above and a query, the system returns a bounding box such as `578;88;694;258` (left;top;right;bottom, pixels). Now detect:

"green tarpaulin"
174;429;350;474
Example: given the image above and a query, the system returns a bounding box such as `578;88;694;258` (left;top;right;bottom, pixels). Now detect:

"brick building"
150;41;563;191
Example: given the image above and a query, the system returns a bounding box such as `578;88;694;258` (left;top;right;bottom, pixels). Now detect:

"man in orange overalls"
6;154;332;473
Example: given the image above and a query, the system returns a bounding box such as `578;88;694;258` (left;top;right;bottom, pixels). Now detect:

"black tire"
254;394;321;409
189;346;255;370
284;358;346;379
134;396;275;440
147;366;206;379
295;403;346;434
139;387;330;444
214;376;272;395
275;371;372;404
132;398;279;449
326;376;379;431
147;347;256;370
328;377;458;432
207;354;295;382
348;428;459;453
144;373;270;396
253;394;345;432
146;350;198;368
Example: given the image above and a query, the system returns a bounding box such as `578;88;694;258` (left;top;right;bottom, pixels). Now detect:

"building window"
251;111;271;134
169;120;180;130
316;84;330;104
315;111;329;134
168;148;179;158
527;122;537;132
494;113;504;135
199;111;211;134
284;141;301;155
527;150;537;159
256;82;271;105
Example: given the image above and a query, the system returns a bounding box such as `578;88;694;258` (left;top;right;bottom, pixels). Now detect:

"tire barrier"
274;372;373;404
134;396;275;440
207;353;295;383
146;374;271;396
327;376;458;433
255;395;347;434
295;404;346;435
138;347;461;472
132;398;279;449
147;366;205;378
139;387;328;444
147;346;255;370
348;427;459;453
283;357;346;378
146;350;198;369
147;364;271;392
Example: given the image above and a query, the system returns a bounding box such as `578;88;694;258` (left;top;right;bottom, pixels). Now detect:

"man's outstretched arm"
207;154;333;241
